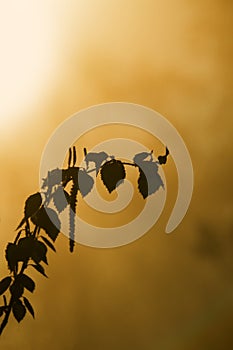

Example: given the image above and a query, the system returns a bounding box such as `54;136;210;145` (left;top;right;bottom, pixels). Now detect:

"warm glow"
0;1;57;131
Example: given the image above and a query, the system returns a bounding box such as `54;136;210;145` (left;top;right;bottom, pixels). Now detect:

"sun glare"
0;1;57;132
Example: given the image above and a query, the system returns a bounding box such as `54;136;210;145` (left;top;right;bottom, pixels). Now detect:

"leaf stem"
121;162;138;167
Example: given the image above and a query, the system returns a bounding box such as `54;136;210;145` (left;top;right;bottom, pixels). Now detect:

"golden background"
0;1;233;349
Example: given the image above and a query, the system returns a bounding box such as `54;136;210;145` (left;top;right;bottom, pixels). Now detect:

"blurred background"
0;1;233;349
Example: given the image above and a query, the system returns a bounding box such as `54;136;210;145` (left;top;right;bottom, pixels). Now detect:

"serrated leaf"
100;159;126;193
78;169;94;197
23;297;35;318
5;243;19;272
24;192;42;219
40;236;56;252
53;187;70;213
12;299;26;323
138;168;148;199
31;263;48;277
0;277;12;296
19;274;35;293
31;207;60;242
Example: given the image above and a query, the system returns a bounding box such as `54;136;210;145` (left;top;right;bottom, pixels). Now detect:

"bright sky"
0;1;59;131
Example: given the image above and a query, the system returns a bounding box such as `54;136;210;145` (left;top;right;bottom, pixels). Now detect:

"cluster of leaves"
0;191;59;335
0;146;169;335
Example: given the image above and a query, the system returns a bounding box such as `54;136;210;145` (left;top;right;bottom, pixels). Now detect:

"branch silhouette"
0;146;169;335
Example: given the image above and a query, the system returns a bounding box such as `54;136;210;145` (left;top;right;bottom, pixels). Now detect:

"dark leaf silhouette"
158;147;169;165
134;152;164;198
12;299;26;323
16;192;42;230
0;277;12;296
17;236;47;264
19;274;35;293
31;241;48;265
138;168;148;199
78;169;94;197
17;237;34;261
24;192;42;218
0;146;170;335
9;274;35;299
53;187;70;213
5;243;18;273
23;297;35;318
31;207;60;242
31;263;47;278
100;159;126;193
137;166;164;199
10;281;24;299
40;236;56;252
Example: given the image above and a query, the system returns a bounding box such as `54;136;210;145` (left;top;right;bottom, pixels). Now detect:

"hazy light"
0;1;57;131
